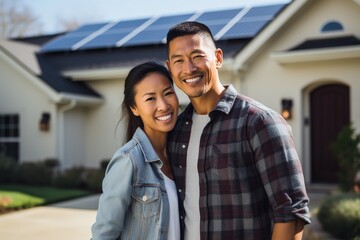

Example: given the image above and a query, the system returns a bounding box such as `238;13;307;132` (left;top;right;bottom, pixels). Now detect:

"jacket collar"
132;128;161;163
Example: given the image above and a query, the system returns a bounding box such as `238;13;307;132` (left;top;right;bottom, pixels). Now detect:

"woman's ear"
130;106;140;116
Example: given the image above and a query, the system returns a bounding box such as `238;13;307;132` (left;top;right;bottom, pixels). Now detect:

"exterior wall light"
281;99;293;120
39;112;51;131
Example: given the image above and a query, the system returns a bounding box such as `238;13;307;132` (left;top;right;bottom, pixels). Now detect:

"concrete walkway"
0;194;100;240
0;185;336;240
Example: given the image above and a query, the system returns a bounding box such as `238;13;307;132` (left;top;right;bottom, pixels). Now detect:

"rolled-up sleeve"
251;111;311;225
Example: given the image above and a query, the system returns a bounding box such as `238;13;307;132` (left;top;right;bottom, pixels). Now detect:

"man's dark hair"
166;21;216;53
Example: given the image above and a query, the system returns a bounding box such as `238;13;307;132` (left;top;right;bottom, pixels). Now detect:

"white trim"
233;0;309;71
1;47;102;106
62;66;131;81
58;93;103;105
271;46;360;64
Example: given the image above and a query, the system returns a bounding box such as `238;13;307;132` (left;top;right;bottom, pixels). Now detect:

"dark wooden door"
310;84;350;183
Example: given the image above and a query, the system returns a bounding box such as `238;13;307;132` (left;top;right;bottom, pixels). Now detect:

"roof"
0;39;102;102
289;35;360;51
39;3;287;53
0;40;41;75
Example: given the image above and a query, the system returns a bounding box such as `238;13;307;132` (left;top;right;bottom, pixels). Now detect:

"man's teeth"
185;77;200;83
157;114;171;121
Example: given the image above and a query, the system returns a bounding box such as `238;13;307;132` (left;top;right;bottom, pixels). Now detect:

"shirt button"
179;165;182;168
178;189;182;193
180;216;184;220
186;121;189;125
142;195;148;201
182;145;186;148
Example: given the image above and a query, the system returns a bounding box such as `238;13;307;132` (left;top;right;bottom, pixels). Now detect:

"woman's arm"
272;220;304;240
91;154;133;240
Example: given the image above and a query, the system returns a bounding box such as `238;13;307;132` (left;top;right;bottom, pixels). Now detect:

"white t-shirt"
184;112;210;240
162;172;180;240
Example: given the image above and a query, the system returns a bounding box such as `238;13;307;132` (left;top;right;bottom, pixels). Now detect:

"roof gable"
233;0;360;70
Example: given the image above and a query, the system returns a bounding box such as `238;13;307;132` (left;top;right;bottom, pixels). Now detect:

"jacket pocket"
131;184;161;218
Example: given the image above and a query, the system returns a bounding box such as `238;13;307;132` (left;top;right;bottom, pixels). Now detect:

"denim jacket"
91;128;170;240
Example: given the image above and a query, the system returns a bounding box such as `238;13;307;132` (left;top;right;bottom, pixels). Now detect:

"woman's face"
131;72;179;137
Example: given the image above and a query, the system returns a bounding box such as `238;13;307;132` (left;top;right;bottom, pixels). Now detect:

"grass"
0;184;91;210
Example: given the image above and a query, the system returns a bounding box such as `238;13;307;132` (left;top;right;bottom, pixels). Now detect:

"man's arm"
272;220;305;240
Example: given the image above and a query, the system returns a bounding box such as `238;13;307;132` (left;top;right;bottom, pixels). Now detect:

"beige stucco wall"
0;53;57;163
235;0;360;183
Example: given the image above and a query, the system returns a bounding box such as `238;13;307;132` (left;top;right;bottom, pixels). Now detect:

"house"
1;0;359;184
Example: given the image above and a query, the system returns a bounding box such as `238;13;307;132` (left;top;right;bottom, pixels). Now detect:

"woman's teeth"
157;114;171;121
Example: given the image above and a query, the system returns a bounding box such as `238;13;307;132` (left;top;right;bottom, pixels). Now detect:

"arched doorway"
310;83;350;183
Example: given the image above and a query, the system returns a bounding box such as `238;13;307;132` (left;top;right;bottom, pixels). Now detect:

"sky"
22;0;291;35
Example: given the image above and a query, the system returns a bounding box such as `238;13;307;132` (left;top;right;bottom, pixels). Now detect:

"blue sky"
23;0;291;34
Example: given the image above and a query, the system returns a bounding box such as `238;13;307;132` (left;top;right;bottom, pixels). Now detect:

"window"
321;21;344;32
0;114;20;161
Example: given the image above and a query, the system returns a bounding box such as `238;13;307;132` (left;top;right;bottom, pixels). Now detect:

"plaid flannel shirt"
168;85;310;240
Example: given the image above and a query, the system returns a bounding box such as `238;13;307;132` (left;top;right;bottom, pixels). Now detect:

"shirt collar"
181;84;237;120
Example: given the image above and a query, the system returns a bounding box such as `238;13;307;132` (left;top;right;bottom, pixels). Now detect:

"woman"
91;61;180;240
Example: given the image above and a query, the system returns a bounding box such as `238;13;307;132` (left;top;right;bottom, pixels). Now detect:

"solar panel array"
40;4;286;52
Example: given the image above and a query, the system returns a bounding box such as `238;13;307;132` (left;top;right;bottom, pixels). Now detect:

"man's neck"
191;85;226;115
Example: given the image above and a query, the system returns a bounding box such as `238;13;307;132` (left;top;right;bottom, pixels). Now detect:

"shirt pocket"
131;184;161;218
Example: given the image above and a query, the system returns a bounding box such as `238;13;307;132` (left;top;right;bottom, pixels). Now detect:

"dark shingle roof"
289;35;360;51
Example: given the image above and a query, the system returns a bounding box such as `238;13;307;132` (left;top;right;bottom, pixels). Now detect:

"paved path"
0;185;336;240
0;194;100;240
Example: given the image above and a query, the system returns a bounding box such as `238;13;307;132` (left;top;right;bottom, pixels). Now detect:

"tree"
0;0;42;39
330;123;360;191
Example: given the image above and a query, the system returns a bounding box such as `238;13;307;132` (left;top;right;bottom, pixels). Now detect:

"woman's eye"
165;91;174;96
145;97;155;102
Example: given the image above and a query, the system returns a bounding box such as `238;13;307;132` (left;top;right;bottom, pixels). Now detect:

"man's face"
166;33;223;99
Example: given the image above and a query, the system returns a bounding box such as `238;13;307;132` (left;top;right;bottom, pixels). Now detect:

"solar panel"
39;3;287;52
220;20;269;39
79;18;149;49
41;23;108;52
194;9;242;36
219;4;286;40
123;14;193;46
243;4;285;18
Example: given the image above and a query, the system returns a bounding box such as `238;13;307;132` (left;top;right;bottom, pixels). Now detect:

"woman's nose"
157;97;169;111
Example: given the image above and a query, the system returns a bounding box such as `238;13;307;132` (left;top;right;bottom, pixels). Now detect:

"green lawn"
0;184;91;209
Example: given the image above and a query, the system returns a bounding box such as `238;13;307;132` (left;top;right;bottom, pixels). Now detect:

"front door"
310;84;350;183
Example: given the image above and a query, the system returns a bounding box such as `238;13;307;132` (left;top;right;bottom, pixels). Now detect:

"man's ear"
130;106;139;116
215;48;223;69
166;60;172;75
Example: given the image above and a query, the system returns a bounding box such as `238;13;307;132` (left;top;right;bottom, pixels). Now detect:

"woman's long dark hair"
121;61;173;142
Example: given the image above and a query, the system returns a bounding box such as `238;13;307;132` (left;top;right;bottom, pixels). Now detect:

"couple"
91;21;310;240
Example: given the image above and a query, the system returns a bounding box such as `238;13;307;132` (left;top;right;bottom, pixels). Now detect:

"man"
166;21;310;240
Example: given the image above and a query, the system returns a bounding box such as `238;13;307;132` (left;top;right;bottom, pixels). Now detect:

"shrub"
330;124;360;191
318;193;360;239
0;155;19;183
52;166;85;189
83;168;105;192
17;161;53;185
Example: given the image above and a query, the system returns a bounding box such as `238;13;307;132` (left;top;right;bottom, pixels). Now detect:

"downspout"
58;100;77;170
